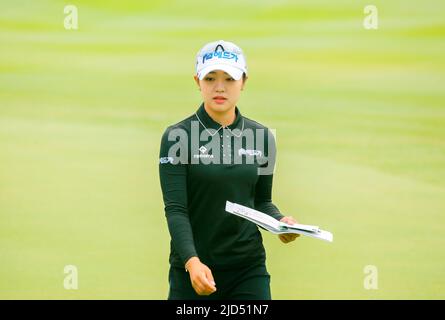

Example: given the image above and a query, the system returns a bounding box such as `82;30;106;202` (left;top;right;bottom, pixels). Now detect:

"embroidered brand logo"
159;157;174;164
194;145;214;159
238;148;262;157
202;51;239;64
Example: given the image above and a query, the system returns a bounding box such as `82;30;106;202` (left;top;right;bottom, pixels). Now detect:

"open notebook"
225;201;333;243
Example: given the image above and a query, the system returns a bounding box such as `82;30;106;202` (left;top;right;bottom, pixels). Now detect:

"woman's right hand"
185;257;217;295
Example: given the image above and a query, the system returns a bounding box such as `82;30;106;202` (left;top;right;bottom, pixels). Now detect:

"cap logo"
202;51;239;64
215;44;225;52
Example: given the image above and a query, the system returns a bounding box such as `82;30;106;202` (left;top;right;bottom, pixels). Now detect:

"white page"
225;201;333;243
226;201;320;233
279;222;320;233
225;201;282;231
269;226;334;242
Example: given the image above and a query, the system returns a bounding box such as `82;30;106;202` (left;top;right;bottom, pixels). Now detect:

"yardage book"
225;201;333;242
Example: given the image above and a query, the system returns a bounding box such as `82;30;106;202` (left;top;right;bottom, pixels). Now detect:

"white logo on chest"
193;145;214;159
238;148;262;157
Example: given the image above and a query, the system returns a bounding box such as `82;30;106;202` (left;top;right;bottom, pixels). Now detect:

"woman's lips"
213;97;227;104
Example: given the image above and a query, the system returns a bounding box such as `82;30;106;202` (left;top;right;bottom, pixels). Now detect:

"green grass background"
1;0;444;299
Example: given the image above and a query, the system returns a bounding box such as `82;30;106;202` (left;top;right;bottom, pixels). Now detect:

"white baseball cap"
196;40;248;81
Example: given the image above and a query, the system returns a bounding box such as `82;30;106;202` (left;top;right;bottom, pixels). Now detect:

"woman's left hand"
278;216;300;243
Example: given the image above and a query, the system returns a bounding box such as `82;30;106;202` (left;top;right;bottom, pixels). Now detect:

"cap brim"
198;64;244;81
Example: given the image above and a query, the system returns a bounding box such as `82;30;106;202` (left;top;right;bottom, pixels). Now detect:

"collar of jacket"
195;102;243;133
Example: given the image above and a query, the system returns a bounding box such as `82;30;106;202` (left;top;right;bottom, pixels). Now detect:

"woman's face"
194;70;246;113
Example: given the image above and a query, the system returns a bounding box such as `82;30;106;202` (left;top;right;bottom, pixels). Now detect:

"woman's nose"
214;80;225;92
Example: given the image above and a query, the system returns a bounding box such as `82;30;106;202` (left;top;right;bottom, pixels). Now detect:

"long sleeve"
254;129;285;221
159;127;197;266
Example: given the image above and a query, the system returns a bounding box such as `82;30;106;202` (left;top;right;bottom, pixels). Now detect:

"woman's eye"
204;77;214;81
226;78;235;81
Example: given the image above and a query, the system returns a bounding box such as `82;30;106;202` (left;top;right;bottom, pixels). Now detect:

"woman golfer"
159;40;299;300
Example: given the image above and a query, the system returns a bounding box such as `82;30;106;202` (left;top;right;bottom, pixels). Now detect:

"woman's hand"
278;216;300;243
185;257;217;296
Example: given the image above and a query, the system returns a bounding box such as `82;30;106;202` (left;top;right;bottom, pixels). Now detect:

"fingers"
203;268;216;293
191;269;216;296
281;216;298;225
279;235;287;243
279;216;301;243
279;234;290;243
192;275;212;295
289;233;300;240
200;271;217;295
200;269;216;295
205;268;216;287
279;233;300;243
288;216;297;225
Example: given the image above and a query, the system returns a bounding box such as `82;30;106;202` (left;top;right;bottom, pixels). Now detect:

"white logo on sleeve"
159;157;174;164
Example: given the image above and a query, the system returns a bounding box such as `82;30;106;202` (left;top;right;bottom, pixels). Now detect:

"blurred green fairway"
1;0;444;299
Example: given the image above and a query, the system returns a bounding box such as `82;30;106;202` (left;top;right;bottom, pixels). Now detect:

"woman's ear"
241;76;248;90
193;75;201;90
